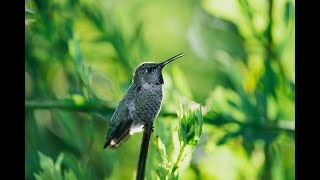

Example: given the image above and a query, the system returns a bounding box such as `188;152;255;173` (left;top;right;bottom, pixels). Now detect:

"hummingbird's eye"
146;67;153;73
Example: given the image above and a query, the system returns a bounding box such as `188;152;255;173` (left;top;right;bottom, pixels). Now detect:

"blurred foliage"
34;152;77;180
25;0;295;179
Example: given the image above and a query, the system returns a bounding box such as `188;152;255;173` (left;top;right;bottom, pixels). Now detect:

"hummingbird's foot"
141;125;154;133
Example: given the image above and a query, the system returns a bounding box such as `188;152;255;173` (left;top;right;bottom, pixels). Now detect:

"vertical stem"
266;0;273;60
262;142;272;180
266;0;286;80
136;122;153;180
171;144;186;174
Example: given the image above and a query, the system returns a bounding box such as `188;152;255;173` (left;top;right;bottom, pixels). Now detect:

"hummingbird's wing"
104;85;138;149
104;119;133;149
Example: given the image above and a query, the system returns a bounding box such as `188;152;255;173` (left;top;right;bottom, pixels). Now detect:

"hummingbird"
104;53;185;149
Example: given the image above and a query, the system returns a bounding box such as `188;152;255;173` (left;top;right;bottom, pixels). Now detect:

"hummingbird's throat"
159;75;164;84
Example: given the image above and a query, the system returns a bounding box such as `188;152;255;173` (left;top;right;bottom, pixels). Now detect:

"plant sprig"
154;103;203;179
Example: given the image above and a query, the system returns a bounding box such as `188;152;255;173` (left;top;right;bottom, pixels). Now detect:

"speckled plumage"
104;53;184;149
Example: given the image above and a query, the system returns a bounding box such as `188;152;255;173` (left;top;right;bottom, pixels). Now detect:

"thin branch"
204;116;295;134
266;0;274;60
25;100;115;114
136;122;153;180
265;0;286;82
25;100;295;133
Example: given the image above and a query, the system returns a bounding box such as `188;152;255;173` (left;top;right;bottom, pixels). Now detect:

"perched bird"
104;53;184;149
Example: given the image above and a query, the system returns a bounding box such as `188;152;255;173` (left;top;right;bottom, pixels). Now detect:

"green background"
25;0;295;179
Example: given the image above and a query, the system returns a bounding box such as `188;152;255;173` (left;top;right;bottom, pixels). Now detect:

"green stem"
171;144;186;174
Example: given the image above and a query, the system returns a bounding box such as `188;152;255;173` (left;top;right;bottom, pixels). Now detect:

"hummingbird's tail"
104;120;133;149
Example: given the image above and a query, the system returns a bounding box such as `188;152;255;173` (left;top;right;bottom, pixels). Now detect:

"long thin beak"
159;52;185;67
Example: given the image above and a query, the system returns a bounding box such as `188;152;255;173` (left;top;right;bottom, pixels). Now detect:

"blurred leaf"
259;60;278;98
62;153;86;180
34;152;81;180
206;86;245;121
33;0;49;11
217;129;242;145
242;138;255;156
34;152;64;180
64;169;77;180
154;135;169;165
254;91;267;119
68;37;100;101
171;65;193;99
25;4;36;25
68;37;82;66
188;6;247;63
81;3;106;32
25;5;35;14
205;112;238;126
128;22;144;48
284;1;294;25
238;0;254;21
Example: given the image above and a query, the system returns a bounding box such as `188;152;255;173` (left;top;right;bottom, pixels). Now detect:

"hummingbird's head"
133;53;184;85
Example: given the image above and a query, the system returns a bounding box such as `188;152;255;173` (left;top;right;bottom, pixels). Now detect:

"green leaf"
34;152;84;180
64;169;78;180
34;152;64;180
177;104;203;146
68;37;82;66
195;107;203;137
154;135;169;165
55;153;64;172
156;164;170;180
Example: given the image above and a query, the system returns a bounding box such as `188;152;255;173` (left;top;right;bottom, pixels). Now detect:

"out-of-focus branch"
25;100;115;114
204;116;295;134
25;100;295;134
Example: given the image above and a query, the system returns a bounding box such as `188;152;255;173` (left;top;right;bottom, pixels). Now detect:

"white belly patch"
129;121;144;135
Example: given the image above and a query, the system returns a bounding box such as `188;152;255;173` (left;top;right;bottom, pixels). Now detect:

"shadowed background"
25;0;295;179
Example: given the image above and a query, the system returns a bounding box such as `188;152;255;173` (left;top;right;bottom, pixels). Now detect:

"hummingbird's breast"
127;83;163;135
134;83;163;122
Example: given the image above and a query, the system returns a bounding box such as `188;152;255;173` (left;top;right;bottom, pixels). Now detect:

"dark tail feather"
110;132;131;150
103;120;133;149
